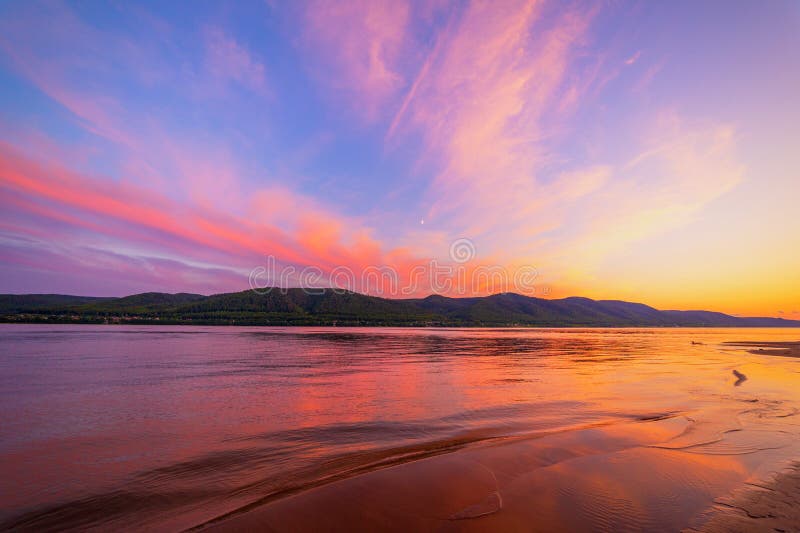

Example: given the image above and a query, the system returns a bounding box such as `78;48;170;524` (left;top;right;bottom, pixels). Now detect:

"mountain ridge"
1;290;798;327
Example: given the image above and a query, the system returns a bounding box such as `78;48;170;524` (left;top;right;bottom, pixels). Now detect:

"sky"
0;0;798;318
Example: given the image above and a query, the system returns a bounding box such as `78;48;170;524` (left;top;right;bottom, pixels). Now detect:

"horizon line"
2;288;798;322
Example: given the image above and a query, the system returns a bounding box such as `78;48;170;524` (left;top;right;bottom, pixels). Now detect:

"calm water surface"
0;325;798;530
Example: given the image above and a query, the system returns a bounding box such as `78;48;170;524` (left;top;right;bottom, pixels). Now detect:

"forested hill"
1;290;798;327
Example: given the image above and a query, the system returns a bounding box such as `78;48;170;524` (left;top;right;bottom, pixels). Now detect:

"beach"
199;339;800;532
199;460;800;532
694;462;800;532
2;327;799;532
725;341;800;359
202;416;800;532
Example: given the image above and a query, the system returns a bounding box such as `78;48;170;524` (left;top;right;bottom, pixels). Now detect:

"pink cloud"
631;60;665;93
300;0;414;120
204;27;269;93
386;2;595;250
0;0;759;306
380;1;745;300
0;142;339;268
0;141;453;295
625;50;641;65
2;140;552;298
0;3;156;149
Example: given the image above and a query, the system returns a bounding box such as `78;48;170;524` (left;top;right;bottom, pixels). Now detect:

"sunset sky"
0;1;798;317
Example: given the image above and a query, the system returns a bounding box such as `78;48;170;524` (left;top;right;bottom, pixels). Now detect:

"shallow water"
0;325;798;531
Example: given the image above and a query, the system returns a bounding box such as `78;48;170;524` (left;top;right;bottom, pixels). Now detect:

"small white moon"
420;219;424;225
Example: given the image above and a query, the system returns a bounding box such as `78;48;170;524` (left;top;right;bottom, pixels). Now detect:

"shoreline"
196;451;800;533
3;320;800;329
4;291;800;328
193;340;800;532
195;415;800;532
690;462;800;532
723;341;800;358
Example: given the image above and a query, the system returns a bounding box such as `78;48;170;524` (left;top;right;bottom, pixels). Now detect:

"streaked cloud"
300;0;414;120
625;50;641;65
0;0;797;315
204;27;269;93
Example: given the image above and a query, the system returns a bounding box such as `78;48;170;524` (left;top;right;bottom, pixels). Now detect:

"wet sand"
693;462;800;533
693;338;800;532
724;340;800;358
198;415;789;532
197;339;800;532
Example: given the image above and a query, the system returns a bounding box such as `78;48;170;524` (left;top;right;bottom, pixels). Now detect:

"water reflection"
0;325;798;531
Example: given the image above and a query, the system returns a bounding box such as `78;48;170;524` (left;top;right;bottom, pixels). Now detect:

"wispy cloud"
299;0;415;120
381;1;744;296
386;1;597;252
2;0;794;316
204;27;269;94
625;50;641;65
0;141;422;293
